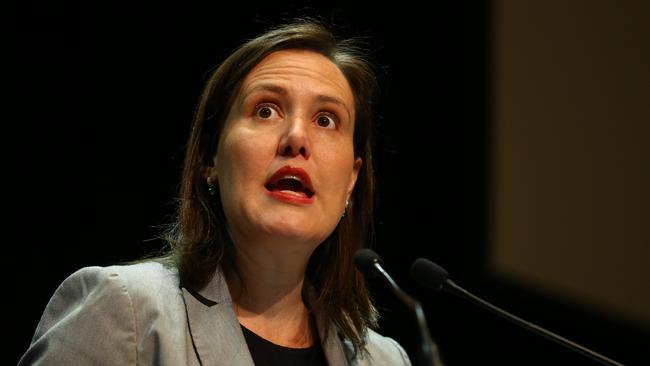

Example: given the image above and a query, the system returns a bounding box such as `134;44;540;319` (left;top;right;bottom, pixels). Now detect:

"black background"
9;2;648;365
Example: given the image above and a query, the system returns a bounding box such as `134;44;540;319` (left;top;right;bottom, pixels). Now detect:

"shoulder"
62;261;183;316
362;329;412;365
81;261;179;293
67;261;178;289
40;261;182;331
20;262;185;365
45;262;175;306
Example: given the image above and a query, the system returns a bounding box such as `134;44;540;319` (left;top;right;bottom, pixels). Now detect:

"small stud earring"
207;177;216;196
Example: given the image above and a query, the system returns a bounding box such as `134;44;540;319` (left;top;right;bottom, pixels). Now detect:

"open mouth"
265;176;314;198
264;166;315;200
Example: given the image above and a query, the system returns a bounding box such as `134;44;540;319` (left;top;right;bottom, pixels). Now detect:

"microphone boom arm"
443;279;623;366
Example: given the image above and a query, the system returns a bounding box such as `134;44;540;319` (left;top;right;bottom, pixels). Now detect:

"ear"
203;154;219;183
346;157;363;200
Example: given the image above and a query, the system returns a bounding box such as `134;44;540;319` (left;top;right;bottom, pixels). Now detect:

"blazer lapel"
311;289;350;366
182;269;255;366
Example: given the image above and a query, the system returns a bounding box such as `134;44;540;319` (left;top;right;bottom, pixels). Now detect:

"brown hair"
164;20;378;355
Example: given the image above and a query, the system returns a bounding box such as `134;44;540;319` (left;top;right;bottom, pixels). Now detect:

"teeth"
280;175;302;183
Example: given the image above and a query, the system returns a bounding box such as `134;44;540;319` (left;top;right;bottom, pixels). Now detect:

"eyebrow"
242;83;352;121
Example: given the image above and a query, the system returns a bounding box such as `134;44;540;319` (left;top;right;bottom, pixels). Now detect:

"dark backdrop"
9;2;647;365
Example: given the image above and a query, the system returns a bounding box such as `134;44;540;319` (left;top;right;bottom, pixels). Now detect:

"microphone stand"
372;262;438;366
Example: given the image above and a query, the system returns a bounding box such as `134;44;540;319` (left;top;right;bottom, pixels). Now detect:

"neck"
226;238;317;348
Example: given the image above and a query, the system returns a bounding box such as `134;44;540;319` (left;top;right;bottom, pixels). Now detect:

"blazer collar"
182;268;255;366
181;267;350;366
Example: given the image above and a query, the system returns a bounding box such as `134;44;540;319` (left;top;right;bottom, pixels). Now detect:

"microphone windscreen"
353;248;383;276
410;258;449;291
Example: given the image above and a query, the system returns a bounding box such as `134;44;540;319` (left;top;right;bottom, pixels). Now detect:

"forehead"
240;49;355;109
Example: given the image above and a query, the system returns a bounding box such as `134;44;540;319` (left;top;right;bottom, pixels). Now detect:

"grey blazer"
19;262;412;365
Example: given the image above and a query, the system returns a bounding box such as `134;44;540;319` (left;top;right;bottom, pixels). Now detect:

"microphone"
410;258;623;366
354;249;440;366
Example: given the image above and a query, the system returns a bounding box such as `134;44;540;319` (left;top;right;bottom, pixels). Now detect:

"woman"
19;20;414;365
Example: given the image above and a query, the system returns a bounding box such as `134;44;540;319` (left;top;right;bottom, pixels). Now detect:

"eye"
254;104;280;120
315;113;337;129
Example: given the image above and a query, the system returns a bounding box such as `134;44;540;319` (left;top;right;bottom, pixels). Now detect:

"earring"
341;198;350;219
207;177;216;196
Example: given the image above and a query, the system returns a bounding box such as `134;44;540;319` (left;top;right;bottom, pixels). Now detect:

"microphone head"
410;258;449;291
353;248;384;278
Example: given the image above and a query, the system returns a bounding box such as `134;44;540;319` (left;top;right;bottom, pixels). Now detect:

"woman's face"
210;49;361;251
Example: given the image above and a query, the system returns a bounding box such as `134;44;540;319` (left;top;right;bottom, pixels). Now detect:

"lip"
264;165;315;205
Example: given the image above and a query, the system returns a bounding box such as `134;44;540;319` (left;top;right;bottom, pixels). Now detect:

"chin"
260;217;328;246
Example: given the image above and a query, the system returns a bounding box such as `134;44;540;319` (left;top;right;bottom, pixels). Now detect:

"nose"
277;117;311;159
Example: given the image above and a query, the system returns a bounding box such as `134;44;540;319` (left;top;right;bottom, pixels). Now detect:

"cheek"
316;144;356;194
218;129;273;187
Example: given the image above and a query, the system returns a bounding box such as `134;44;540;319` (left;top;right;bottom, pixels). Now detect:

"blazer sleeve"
19;266;137;366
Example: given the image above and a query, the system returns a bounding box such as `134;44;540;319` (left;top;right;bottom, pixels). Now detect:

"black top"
240;324;328;366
